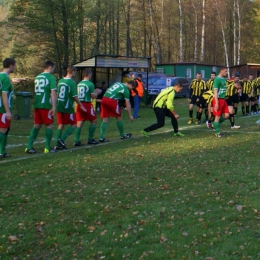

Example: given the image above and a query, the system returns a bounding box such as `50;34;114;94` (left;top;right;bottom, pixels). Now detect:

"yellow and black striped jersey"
189;79;206;97
241;80;252;94
206;79;214;91
253;78;260;96
226;80;239;96
202;90;214;104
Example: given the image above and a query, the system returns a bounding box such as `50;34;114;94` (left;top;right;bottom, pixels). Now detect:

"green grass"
1;98;260;259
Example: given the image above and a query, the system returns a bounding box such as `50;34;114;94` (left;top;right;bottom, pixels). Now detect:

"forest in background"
0;0;260;78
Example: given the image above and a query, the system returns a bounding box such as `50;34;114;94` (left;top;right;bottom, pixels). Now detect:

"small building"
73;54;151;87
229;63;260;78
155;62;223;79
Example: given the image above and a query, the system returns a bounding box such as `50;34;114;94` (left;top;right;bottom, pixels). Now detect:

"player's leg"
87;103;98;144
142;108;166;134
165;109;184;136
26;109;43;153
74;121;84;145
0;126;10;157
100;117;109;141
60;114;77;144
188;99;195;124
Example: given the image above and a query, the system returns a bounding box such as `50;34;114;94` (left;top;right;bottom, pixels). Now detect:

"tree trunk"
214;0;230;76
126;0;131;56
233;0;237;65
200;0;206;62
178;0;183;62
236;0;241;65
192;2;198;63
61;0;69;68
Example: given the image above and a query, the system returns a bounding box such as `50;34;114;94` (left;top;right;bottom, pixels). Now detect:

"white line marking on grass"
1;119;260;164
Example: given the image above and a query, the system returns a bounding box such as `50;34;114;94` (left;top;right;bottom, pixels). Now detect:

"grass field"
1;98;260;260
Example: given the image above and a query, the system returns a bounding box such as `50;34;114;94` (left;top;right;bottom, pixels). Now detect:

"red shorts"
100;97;121;118
0;113;11;128
76;102;96;122
212;98;229;116
57;112;76;125
34;108;54;125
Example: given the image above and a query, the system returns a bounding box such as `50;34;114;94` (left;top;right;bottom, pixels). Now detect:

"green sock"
0;132;4;143
117;120;124;137
100;122;107;139
74;127;81;142
213;122;220;134
45;128;53;150
55;129;62;146
88;124;96;141
219;116;225;124
0;133;7;154
61;126;75;142
27;127;39;149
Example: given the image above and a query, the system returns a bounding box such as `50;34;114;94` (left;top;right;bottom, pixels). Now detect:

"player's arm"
188;81;194;100
50;89;57;116
213;88;219;111
91;89;102;100
2;92;12;120
125;99;133;121
166;91;179;119
73;96;87;112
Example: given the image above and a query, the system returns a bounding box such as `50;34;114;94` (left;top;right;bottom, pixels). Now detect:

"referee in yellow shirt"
141;82;184;137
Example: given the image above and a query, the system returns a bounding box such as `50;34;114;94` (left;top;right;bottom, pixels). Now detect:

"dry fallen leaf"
182;232;188;237
8;236;18;242
237;205;243;211
36;225;43;232
100;230;107;236
88;226;96;232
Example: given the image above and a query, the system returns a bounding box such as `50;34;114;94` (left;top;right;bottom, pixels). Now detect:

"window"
212;66;217;73
200;70;205;78
156;68;164;74
186;69;191;78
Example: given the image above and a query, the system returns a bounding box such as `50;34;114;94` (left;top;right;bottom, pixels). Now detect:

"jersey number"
78;86;89;98
35;78;49;93
107;84;120;94
58;86;66;99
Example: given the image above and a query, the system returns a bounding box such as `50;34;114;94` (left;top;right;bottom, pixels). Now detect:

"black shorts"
233;93;239;104
190;95;200;105
248;96;255;102
226;96;234;106
240;93;248;102
197;96;206;108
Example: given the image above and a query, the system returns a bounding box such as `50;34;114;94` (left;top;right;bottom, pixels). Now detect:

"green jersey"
57;78;77;114
34;72;57;109
0;72;13;113
104;82;130;100
213;76;226;98
77;80;95;102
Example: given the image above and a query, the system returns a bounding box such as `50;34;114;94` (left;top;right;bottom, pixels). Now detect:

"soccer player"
202;90;214;128
25;60;57;154
240;76;251;116
204;72;216;122
187;73;206;125
226;79;241;129
74;70;101;146
248;74;256;114
55;65;87;150
212;67;229;137
0;58;16;158
99;81;136;142
141;82;184;137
